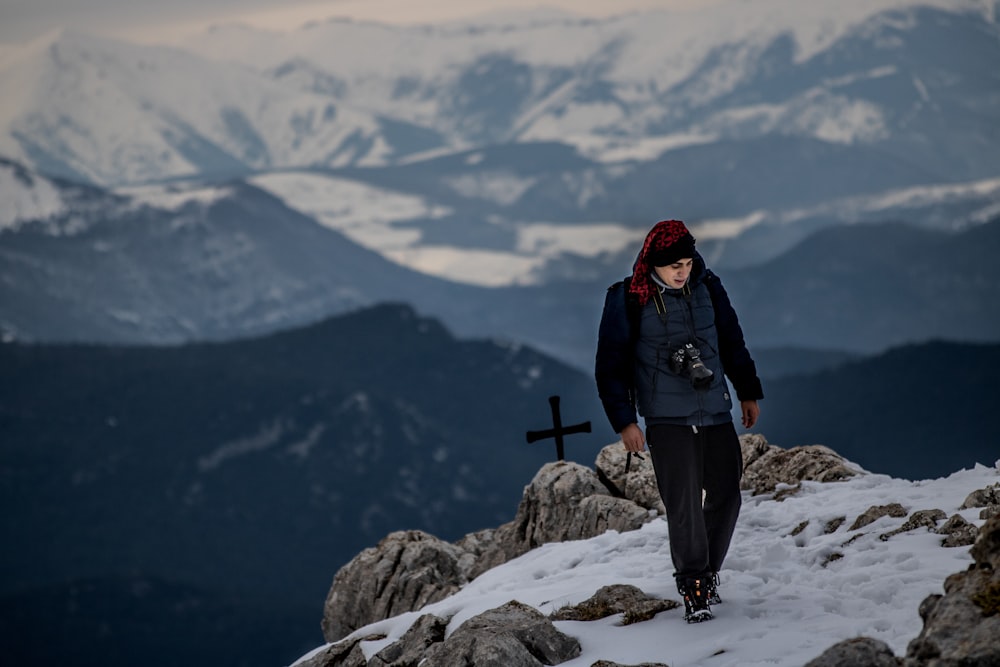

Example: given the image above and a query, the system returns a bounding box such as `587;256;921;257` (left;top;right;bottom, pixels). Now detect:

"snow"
0;159;66;229
118;182;233;211
251;170;647;286
249;171;444;250
564;132;719;163
0;31;389;184
198;422;285;472
776;176;1000;227
293;459;1000;667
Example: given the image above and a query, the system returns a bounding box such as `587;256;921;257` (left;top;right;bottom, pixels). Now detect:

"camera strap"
652;289;667;324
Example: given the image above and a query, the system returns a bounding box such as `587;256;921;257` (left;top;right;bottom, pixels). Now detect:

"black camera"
669;343;714;390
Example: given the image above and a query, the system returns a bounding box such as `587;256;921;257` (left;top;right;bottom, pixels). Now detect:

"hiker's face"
653;258;693;288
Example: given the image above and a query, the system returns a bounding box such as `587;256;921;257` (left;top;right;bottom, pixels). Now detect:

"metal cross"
525;395;591;461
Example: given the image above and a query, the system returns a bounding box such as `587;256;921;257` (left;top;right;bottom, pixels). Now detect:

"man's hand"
741;400;760;429
620;423;646;452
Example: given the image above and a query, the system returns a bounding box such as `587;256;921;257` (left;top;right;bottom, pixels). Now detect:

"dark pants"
647;422;743;582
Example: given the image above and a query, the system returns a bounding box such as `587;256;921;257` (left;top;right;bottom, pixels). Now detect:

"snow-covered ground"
294;459;1000;667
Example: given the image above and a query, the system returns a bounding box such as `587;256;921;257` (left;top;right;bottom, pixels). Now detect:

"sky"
292;460;999;667
0;0;722;45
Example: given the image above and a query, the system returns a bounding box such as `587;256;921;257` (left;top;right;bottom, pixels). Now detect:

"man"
595;219;763;622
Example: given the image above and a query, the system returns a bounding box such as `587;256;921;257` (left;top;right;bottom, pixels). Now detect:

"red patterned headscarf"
628;219;696;306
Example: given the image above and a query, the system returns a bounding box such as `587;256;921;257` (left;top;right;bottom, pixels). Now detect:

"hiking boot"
678;576;714;623
706;572;722;605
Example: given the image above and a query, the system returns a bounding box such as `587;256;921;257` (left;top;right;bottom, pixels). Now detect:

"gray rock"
850;503;908;531
903;514;1000;666
937;514;979;548
981;505;1000;520
824;517;847;534
368;613;449;667
879;509;947;541
595;443;665;514
960;483;1000;509
739;434;858;497
296;633;386;667
804;637;902;667
492;461;651;559
421;600;582;667
321;530;470;642
549;584;679;624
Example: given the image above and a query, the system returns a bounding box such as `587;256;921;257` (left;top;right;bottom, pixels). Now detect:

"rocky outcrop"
308;602;581;667
320;531;471;642
961;483;1000;520
319;436;888;642
321;434;987;661
739;434;859;497
903;513;1000;666
496;460;652;556
322;460;652;642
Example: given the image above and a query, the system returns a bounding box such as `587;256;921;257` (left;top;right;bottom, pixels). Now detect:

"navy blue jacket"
595;255;764;433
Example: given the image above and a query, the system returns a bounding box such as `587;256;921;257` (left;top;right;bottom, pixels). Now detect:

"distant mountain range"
2;156;997;368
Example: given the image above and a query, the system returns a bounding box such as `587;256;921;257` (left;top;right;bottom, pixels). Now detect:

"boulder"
595;443;665;514
368;613;449;667
850;503;908;531
937;514;979;548
296;633;385;667
549;584;679;624
879;509;947;541
960;483;1000;510
321;531;471;642
421;601;581;667
739;434;858;497
903;514;1000;666
499;461;651;552
804;637;901;667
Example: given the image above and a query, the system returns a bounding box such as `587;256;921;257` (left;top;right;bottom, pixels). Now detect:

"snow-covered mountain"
2;1;997;188
3;154;999;367
293;460;1000;667
178;1;997;166
0;30;389;185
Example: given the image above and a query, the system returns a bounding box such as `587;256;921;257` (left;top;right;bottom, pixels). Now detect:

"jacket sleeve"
705;271;764;402
595;282;639;433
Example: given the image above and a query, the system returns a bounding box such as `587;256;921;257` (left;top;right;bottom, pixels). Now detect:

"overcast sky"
0;0;719;45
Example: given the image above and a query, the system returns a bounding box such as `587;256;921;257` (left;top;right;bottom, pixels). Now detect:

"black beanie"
646;229;696;267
